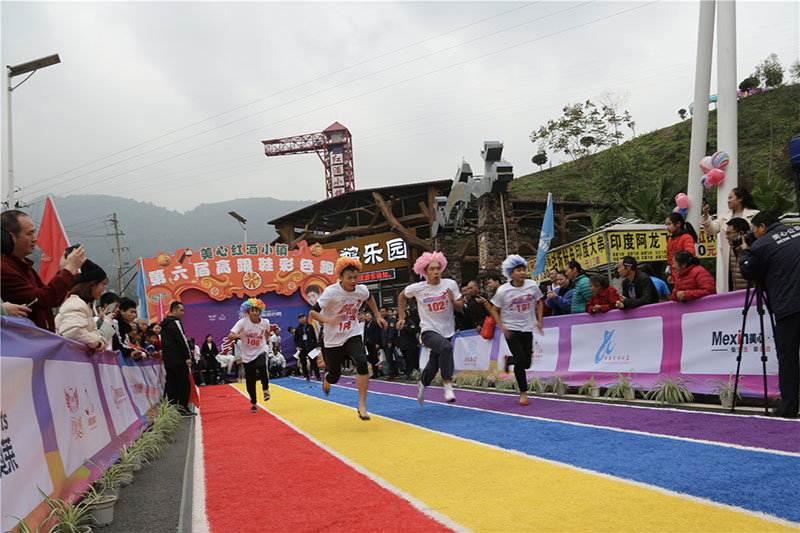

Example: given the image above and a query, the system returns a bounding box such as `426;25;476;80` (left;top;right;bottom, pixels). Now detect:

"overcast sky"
2;1;797;220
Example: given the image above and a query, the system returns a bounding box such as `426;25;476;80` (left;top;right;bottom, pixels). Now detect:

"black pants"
322;337;368;384
420;331;453;387
365;344;380;374
774;311;800;417
243;352;269;405
165;364;190;409
402;347;419;376
382;346;403;376
506;331;533;392
298;349;320;379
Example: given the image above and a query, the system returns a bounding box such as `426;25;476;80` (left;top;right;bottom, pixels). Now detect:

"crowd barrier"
422;290;779;397
0;317;164;532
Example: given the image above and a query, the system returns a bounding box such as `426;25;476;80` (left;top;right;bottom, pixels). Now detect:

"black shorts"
322;336;368;381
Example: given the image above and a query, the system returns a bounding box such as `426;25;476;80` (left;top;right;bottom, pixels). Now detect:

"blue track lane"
276;378;800;523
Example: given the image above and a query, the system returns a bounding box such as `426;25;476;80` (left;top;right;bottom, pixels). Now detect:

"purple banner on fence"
0;316;164;532
449;290;778;397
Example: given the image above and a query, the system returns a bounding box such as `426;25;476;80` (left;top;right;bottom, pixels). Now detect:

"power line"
24;1;658;201
22;2;540;192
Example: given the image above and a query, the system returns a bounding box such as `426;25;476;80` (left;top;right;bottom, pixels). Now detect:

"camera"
731;230;756;247
63;243;81;258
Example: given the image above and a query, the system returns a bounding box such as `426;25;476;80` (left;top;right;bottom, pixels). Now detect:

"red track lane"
200;386;450;533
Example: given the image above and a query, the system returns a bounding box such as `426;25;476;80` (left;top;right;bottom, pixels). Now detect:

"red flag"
188;371;201;407
37;196;70;284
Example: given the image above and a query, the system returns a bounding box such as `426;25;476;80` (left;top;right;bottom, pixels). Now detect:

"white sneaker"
417;381;426;406
444;382;456;403
263;390;270;401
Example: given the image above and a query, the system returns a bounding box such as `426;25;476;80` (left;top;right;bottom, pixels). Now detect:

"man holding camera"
738;211;800;418
725;218;751;291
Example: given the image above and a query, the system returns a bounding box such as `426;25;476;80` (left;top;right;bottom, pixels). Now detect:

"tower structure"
262;122;355;198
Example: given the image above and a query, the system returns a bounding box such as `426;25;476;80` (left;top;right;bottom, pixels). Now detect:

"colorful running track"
196;377;799;532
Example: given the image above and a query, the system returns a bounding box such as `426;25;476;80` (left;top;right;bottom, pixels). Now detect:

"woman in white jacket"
55;260;108;354
699;187;759;293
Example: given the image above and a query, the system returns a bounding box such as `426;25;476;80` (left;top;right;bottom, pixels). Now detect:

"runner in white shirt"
397;251;464;405
489;255;544;406
310;257;386;421
227;298;272;413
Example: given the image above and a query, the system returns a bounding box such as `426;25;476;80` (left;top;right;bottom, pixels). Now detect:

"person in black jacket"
397;308;420;378
160;301;195;416
293;313;320;381
379;307;401;379
615;256;659;310
362;311;382;378
200;334;222;384
739;211;800;418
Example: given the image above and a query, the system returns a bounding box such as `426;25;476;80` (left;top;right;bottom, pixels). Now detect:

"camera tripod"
731;281;776;414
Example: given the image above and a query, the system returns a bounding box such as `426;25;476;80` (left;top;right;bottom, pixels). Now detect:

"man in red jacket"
1;210;85;331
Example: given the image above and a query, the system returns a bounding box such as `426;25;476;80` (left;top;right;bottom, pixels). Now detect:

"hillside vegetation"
511;84;800;214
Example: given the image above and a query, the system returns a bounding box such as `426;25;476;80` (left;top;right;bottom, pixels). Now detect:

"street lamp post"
228;211;247;244
5;54;61;208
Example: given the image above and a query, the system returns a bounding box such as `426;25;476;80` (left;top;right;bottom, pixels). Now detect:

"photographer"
725;218;751;291
738;211;800;418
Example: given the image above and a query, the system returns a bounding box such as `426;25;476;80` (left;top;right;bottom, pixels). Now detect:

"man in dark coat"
397;310;420;378
1;210;85;331
160;301;195;416
379;307;402;379
739;211;800;418
615;256;659;310
293;313;319;381
362;311;382;378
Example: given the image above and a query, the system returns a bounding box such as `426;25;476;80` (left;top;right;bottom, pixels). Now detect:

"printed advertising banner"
0;317;162;532
443;291;777;397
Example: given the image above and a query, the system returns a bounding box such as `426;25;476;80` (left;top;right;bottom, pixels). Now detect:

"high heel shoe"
357;409;371;421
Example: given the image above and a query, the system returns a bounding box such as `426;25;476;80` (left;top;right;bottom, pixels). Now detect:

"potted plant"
604;372;637;401
497;376;519;392
87;459;133;498
645;375;695;406
707;374;741;408
79;483;118;528
528;374;546;394
578;376;601;398
546;374;568;395
39;488;93;533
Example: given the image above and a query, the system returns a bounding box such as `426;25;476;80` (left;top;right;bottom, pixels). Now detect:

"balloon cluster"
700;151;729;188
674;193;690;218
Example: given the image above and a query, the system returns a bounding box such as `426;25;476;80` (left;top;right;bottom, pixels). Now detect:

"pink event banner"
447;290;778;397
0;317;162;532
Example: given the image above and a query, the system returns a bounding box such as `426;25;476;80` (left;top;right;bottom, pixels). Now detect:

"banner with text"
0;317;162;532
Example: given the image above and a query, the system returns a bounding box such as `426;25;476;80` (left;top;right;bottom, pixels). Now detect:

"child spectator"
586;274;621;314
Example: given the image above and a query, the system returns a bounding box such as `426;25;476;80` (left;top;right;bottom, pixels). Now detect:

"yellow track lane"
239;383;793;532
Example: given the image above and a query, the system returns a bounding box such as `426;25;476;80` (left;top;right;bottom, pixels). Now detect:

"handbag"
479;316;495;340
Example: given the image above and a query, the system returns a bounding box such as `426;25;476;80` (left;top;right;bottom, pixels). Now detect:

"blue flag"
136;258;150;323
532;192;554;277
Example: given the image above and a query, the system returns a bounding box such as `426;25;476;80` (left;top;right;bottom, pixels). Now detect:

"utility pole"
108;213;128;294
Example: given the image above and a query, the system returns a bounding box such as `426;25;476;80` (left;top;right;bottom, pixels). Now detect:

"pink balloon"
675;193;690;210
699;155;713;173
707;168;725;185
701;174;713;188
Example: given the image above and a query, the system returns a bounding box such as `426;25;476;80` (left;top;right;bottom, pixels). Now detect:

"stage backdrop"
0;317;162;532
138;240;340;361
434;290;779;398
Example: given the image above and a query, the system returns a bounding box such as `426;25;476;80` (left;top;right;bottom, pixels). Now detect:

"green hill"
511;83;800;212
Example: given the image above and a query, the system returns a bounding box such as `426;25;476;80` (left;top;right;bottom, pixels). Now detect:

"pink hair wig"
413;251;448;278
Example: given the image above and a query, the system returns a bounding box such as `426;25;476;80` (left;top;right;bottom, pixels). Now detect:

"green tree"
613;175;683;224
531;151;548;171
790;59;800;82
752;174;795;216
738;75;759;92
755;53;784;88
530;100;633;194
